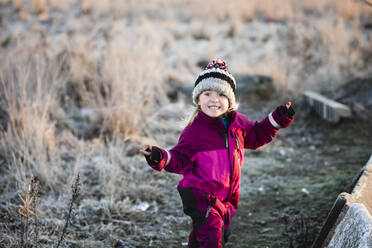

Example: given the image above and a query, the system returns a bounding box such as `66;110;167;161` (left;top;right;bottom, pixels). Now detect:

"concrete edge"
349;154;372;194
311;194;347;248
311;154;372;248
328;203;372;247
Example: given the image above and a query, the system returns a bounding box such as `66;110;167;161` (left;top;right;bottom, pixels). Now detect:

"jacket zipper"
235;135;240;161
205;193;216;219
227;130;238;202
205;204;211;219
227;130;234;198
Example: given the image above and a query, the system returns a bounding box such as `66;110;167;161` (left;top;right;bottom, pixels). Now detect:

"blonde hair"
186;106;201;126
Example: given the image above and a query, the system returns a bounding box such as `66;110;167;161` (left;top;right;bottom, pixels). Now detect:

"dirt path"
135;99;371;248
129;99;371;248
225;102;371;247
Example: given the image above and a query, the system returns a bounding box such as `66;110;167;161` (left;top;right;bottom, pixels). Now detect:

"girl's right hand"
139;144;152;156
139;144;163;164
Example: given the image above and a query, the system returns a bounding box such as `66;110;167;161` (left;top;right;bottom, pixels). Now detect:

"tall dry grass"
187;0;370;22
0;33;172;245
183;0;372;93
97;35;169;139
0;46;63;191
4;0;371;23
0;16;170;189
57;27;169;140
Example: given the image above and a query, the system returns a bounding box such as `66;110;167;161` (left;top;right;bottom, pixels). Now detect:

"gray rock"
179;74;276;101
175;60;275;103
196;59;209;70
235;74;275;100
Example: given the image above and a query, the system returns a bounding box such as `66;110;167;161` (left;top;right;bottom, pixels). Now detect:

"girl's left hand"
283;101;295;119
139;144;152;156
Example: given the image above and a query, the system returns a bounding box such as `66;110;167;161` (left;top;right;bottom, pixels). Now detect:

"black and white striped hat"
192;59;237;110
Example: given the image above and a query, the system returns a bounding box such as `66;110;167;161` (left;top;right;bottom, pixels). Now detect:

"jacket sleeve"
243;107;293;150
165;131;194;174
146;130;194;175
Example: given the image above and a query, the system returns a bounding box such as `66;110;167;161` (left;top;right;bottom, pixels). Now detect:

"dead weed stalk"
56;173;81;248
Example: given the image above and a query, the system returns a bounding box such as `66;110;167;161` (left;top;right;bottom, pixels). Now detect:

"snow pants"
178;187;231;248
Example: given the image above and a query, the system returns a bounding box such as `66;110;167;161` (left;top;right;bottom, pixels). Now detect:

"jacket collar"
195;111;236;129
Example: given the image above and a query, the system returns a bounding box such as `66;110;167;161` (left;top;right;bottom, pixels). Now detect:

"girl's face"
198;90;229;118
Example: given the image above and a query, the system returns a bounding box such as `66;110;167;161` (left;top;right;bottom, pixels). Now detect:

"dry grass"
0;47;62;190
187;0;370;22
0;10;175;244
4;0;371;21
0;28;169;187
0;176;40;247
98;35;169;139
18;176;39;247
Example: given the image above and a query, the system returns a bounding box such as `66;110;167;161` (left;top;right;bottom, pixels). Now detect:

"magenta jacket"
147;109;292;229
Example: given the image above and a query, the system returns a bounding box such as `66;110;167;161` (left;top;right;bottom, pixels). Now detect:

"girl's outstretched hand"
286;101;292;109
275;101;295;120
139;144;152;156
140;144;163;164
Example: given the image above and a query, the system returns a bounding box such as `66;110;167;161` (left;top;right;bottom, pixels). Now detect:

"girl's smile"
198;90;229;117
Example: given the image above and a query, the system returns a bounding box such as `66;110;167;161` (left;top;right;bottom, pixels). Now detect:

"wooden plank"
303;91;351;122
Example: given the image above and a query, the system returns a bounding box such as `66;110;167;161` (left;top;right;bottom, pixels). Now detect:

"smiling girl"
139;58;295;248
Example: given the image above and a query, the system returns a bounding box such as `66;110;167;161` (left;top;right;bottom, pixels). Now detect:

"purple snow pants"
178;187;230;248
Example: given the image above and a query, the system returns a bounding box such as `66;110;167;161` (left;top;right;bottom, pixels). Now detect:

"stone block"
303;91;351;122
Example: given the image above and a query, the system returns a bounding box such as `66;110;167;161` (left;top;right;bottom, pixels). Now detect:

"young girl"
139;59;294;247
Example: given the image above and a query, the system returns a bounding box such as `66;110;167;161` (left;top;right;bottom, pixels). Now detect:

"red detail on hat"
206;58;228;71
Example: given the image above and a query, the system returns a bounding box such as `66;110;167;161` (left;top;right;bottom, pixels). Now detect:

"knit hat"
192;58;237;110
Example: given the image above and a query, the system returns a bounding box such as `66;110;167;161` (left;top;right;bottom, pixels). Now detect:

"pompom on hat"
192;58;237;110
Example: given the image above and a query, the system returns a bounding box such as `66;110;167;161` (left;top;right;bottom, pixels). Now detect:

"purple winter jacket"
147;109;293;229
